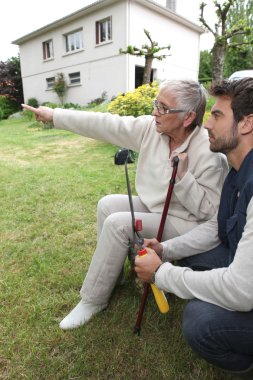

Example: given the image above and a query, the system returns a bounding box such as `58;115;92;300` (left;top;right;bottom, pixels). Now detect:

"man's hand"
135;248;162;283
22;104;54;123
142;238;163;258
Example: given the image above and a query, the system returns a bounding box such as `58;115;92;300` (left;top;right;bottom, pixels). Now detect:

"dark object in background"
114;148;135;165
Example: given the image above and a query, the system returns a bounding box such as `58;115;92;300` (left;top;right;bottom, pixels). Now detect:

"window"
65;30;84;53
69;72;81;85
46;77;55;89
166;0;176;12
96;16;112;44
43;39;54;60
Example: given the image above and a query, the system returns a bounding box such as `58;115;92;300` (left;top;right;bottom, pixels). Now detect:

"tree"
53;73;67;104
199;0;253;85
199;50;213;83
224;45;253;77
119;29;171;85
223;0;253;76
0;55;24;105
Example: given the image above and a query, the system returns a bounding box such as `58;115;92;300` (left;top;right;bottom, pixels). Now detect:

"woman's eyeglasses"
153;99;186;115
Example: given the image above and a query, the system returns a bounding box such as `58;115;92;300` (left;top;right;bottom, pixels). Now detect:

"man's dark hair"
209;78;253;123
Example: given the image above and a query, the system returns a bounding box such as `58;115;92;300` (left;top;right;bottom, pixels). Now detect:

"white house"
13;0;203;106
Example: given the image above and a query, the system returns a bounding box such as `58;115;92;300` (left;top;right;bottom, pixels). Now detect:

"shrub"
63;103;82;110
22;109;35;121
27;98;39;108
41;102;82;110
87;91;108;107
84;102;109;113
0;95;19;120
108;82;158;117
206;96;215;112
203;111;211;123
53;73;67;104
27;97;39;108
41;102;60;109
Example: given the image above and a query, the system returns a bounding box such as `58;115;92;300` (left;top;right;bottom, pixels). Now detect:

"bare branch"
199;2;216;35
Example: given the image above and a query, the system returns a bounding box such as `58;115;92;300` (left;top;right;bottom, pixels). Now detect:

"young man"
22;79;227;330
135;77;253;379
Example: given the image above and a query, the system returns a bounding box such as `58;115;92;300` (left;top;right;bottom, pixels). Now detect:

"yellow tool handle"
150;283;169;314
138;248;169;314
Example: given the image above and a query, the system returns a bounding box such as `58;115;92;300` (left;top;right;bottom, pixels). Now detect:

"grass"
0;117;233;380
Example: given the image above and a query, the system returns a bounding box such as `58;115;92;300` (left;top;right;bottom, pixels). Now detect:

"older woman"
22;79;228;330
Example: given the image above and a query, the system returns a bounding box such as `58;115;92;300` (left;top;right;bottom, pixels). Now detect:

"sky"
1;0;94;61
0;0;216;62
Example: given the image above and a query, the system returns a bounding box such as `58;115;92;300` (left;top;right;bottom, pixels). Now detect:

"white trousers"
80;194;192;304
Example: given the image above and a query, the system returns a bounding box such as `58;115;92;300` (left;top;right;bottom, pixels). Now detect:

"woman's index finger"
22;104;39;114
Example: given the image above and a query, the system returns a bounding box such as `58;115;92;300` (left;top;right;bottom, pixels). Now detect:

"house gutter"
126;0;130;91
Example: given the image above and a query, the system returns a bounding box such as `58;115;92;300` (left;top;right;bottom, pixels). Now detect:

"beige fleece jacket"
53;109;228;234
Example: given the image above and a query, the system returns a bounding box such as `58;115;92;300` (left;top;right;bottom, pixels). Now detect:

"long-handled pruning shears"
124;156;144;258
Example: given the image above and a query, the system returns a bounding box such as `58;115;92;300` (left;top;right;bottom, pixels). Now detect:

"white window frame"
68;72;81;86
43;39;54;60
46;77;55;90
96;16;112;44
65;29;84;53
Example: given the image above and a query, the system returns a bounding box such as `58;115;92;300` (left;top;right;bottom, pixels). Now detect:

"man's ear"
183;111;197;128
240;115;253;135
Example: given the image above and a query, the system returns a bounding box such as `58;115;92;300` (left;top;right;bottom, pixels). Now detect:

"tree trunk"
212;43;227;86
143;56;153;84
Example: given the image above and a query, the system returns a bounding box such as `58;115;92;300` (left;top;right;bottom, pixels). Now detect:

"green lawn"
0;117;232;380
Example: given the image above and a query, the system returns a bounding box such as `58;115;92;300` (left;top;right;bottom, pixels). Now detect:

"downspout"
126;0;130;92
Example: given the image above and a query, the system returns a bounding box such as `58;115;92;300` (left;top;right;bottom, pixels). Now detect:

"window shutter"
96;21;99;44
42;43;46;60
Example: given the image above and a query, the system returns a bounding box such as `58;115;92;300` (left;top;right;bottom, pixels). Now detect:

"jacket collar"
175;125;201;153
161;125;201;153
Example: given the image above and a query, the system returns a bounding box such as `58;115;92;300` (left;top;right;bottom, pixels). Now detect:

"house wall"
21;1;128;105
127;1;200;90
155;0;200;23
19;0;201;106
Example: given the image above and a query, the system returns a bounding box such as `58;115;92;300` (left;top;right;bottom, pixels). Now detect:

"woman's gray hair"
159;79;207;129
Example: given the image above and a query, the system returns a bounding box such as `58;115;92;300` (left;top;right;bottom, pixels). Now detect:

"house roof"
12;0;203;45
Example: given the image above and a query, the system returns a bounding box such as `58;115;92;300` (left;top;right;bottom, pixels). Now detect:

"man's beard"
209;122;239;154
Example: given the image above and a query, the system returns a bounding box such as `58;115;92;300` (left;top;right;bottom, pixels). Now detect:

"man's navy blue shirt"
218;149;253;256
